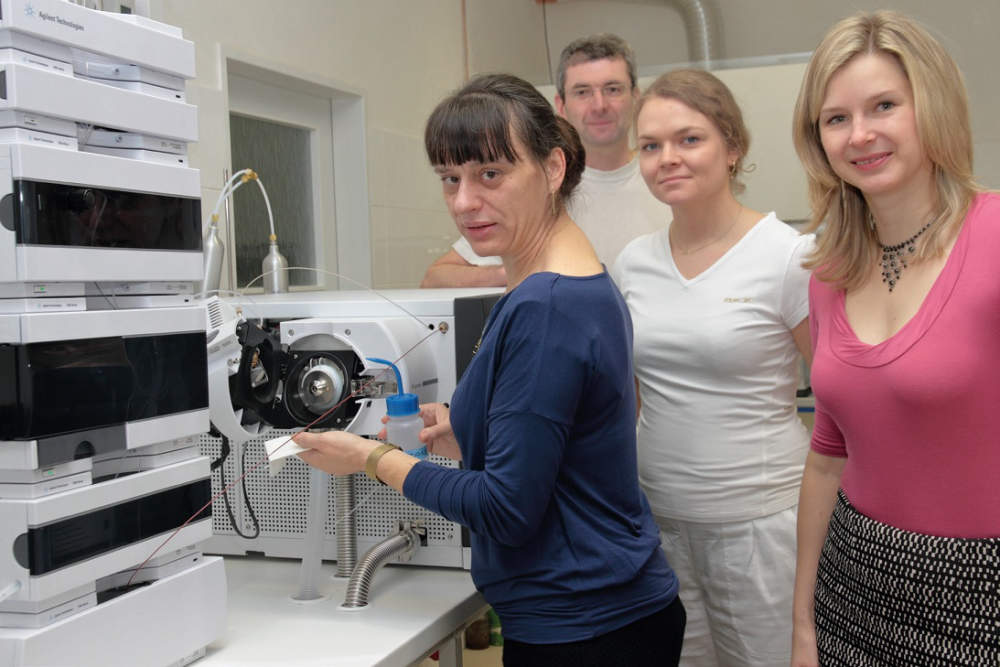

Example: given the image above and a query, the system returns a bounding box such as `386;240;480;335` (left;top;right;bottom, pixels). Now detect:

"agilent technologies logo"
23;3;86;31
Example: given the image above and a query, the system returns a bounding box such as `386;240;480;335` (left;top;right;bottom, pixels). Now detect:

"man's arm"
421;249;506;288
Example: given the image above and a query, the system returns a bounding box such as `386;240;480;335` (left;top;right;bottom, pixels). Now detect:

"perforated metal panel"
198;431;466;567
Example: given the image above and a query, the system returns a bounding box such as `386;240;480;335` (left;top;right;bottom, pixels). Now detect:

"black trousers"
502;596;686;667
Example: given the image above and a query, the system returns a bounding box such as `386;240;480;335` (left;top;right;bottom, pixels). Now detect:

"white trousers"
654;506;797;667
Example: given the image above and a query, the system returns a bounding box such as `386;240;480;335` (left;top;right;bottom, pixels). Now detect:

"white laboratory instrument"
0;0;202;297
202;289;500;569
0;3;224;666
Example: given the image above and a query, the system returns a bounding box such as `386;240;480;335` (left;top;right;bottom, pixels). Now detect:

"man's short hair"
556;33;637;98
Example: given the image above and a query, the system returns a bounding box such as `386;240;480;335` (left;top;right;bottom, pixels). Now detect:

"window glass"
229;113;316;288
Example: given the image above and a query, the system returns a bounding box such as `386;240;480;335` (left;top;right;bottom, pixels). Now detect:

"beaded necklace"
878;220;933;292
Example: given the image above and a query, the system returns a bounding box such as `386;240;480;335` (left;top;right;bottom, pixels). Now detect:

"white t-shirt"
612;213;813;522
452;158;668;267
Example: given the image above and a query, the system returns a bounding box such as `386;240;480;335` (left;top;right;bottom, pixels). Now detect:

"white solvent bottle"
385;392;427;459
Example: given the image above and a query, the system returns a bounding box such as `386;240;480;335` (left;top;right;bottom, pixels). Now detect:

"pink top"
809;192;1000;538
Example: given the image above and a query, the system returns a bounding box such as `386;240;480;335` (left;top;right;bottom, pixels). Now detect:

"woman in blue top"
295;73;684;666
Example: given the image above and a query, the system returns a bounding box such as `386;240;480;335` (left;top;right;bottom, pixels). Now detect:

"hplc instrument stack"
0;2;224;666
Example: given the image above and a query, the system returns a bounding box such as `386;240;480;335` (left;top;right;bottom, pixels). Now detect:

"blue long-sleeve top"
403;271;677;643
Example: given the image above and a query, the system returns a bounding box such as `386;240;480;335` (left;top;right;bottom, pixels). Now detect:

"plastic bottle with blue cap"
367;357;428;460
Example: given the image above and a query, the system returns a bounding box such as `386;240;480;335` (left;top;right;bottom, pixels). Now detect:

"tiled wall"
367;128;456;288
152;0;466;291
152;0;1000;292
469;0;1000;188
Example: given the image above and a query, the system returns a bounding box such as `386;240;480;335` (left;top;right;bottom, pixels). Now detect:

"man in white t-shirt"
420;34;668;287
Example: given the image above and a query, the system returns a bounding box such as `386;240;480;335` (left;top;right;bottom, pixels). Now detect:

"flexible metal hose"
341;527;418;608
334;473;357;577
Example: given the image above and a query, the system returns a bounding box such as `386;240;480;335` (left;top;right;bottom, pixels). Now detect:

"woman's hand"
293;430;378;476
379;402;461;460
419;403;461;460
790;621;819;667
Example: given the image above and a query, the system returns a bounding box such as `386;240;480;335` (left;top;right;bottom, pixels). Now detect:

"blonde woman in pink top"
790;11;999;667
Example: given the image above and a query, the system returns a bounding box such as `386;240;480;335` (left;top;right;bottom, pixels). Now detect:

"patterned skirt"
815;490;1000;666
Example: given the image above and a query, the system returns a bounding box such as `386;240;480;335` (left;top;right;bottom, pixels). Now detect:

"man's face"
555;56;638;151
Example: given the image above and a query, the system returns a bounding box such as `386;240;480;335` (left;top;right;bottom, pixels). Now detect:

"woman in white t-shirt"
611;69;812;667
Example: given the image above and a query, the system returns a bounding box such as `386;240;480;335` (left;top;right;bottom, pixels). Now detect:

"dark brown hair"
425;74;585;206
556;33;637;98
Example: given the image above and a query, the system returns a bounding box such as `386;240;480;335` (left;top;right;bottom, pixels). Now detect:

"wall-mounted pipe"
340;524;420;609
665;0;715;66
546;0;716;67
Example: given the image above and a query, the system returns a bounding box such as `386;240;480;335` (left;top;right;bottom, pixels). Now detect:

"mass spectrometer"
202;289;500;570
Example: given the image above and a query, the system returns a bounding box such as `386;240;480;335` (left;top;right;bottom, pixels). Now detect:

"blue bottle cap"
386;392;419;416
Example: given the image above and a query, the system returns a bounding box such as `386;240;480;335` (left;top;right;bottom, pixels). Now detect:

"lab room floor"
417;645;502;667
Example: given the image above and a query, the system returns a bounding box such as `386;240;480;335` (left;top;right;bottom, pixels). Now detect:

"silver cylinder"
199;221;224;297
334;474;357;578
341;527;417;609
261;241;289;293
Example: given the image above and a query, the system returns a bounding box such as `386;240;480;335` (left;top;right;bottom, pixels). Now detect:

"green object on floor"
487;608;503;646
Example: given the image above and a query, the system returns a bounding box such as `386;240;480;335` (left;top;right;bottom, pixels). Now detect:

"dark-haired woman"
295;73;685;666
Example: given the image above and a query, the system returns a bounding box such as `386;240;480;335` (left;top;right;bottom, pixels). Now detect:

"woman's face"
636;96;736;208
434;132;558;260
818;52;933;203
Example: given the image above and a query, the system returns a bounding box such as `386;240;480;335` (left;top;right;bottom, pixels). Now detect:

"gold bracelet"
365;443;398;483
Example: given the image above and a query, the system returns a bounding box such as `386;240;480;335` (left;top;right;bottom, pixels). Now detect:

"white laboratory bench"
200;556;487;667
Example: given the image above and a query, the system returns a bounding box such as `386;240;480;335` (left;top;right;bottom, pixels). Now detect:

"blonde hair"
793;10;978;290
636;69;750;194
